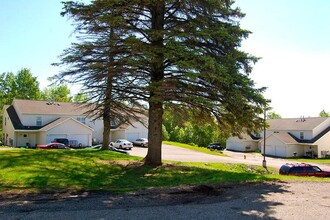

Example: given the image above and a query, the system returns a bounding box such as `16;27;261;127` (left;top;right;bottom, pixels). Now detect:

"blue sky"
1;1;330;118
235;0;330;118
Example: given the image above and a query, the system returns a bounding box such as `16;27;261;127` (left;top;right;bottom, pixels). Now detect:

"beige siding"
111;130;125;141
16;132;37;147
21;114;85;127
313;117;330;137
226;137;258;152
2;107;15;146
285;145;304;158
315;131;330;158
85;118;103;144
37;131;47;145
125;122;148;141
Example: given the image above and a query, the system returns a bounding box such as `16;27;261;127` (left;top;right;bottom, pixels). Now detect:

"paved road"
1;181;329;220
130;144;330;170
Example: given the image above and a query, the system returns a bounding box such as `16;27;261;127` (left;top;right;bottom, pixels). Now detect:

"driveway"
130;144;330;170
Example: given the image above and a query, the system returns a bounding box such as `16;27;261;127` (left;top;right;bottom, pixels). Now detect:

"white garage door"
265;145;274;156
275;145;286;157
227;141;244;151
69;135;89;146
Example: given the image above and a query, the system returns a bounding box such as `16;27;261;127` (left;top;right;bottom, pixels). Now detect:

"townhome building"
226;117;330;158
2;99;148;148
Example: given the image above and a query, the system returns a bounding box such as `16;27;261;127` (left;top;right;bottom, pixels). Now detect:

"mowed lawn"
0;148;328;193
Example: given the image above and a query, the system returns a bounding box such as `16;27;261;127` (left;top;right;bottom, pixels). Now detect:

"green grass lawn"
287;158;330;164
0;148;329;194
163;141;228;156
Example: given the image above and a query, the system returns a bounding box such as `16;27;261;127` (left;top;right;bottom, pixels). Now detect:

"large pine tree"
59;0;268;165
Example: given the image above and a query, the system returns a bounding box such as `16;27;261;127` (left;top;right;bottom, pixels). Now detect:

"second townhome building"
226;117;330;158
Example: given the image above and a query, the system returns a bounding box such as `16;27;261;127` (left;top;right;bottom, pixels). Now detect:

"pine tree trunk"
145;101;163;166
103;113;111;150
144;2;165;166
102;73;113;150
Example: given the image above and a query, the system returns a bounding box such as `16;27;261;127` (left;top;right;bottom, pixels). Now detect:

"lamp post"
262;109;267;168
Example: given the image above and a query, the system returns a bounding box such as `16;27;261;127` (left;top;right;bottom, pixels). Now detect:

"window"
300;132;304;140
36;117;42;126
290;167;304;173
77;117;86;124
4;117;6;126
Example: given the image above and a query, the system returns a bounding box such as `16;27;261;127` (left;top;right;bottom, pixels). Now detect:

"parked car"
52;138;69;146
110;139;133;150
207;142;225;151
279;163;330;177
132;138;148;147
36;142;71;150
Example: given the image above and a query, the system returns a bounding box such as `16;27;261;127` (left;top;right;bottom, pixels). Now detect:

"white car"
132;138;148;147
110;139;133;150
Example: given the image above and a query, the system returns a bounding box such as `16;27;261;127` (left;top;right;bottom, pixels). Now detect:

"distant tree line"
162;105;229;147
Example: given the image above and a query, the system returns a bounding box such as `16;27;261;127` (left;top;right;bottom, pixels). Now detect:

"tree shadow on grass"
0;149;291;219
0;149;279;191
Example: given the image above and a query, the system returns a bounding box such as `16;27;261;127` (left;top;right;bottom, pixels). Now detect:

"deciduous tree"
40;84;72;102
267;111;282;119
319;110;329;117
0;68;40;108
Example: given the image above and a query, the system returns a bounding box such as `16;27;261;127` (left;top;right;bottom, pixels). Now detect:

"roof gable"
236;133;261;141
40;117;93;132
267;133;299;145
267;117;329;131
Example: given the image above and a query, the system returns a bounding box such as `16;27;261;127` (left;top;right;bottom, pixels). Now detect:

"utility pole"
262;109;267;168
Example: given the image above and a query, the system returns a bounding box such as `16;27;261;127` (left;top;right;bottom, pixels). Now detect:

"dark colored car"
207;142;225;151
279;163;330;177
36;142;71;150
52;138;69;146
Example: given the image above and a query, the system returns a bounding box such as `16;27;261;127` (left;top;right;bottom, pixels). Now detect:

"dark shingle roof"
6;105;41;130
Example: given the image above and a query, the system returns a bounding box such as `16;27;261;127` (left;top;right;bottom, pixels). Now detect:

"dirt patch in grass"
96;160;144;168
